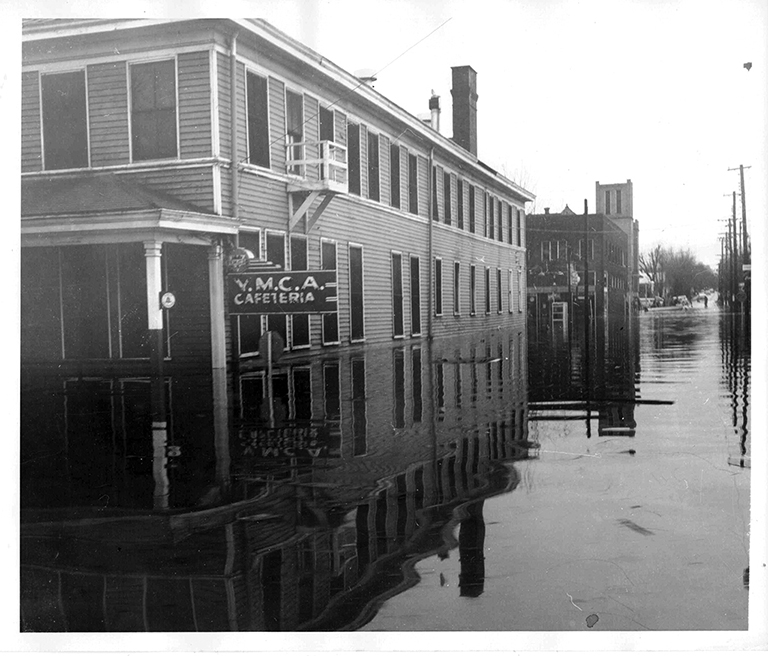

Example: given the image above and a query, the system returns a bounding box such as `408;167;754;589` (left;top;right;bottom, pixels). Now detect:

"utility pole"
731;192;738;309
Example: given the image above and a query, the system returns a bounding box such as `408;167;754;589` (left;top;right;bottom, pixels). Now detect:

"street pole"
732;192;738;309
583;199;591;438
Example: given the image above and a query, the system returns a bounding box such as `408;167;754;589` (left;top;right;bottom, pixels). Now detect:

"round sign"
159;292;176;309
736;291;747;303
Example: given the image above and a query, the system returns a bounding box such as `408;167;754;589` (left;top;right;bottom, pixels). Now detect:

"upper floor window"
41;70;89;170
443;171;452;225
507;205;513;245
408;152;418;214
367;131;380;201
457;179;464;230
468;185;476;233
390;143;400;208
604;189;611;214
246;71;270;168
286;89;303;175
516;209;522;246
348;123;361;195
616;189;622;214
130;60;177;161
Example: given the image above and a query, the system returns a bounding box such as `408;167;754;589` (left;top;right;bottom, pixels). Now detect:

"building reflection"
20;330;534;631
527;314;641;437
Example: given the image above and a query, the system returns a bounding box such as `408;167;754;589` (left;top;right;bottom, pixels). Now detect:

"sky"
244;0;767;269
8;0;768;268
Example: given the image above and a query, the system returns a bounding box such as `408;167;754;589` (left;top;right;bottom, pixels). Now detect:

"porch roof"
22;173;209;217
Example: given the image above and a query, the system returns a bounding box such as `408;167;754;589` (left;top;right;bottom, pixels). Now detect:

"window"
605;190;611;214
246;71;270;167
434;257;443;316
516;209;522;246
290;235;310;348
497;200;503;242
579;239;594;260
508;270;514;313
616;189;622;214
349;244;365;341
41;71;88;170
321;240;339;345
131;60;177;161
469;264;477;315
484;267;491;314
266;232;287;344
517;268;524;312
453;262;461;315
444;172;452;225
484;192;490;238
541;241;551;261
507;206;513;245
469;185;476;233
390;143;400;208
410;256;421;335
557;240;568;260
408;153;419;214
457;179;464;230
286;89;303;175
348;123;361;195
319;106;334;141
497;268;503;313
488;195;495;240
393;349;405;428
392;252;404;337
238;230;262;355
412;348;423;422
367;131;380;201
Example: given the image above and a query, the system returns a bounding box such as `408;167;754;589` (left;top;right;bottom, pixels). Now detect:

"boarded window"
367;132;380;201
348;123;361;195
434;257;443;316
453;261;461;315
390;144;400;208
469;185;476;233
469;264;477;315
349;245;365;341
246;72;270;167
410;256;421;335
131;60;177;161
41;71;88;170
444;172;452;225
408;153;418;214
392;252;404;337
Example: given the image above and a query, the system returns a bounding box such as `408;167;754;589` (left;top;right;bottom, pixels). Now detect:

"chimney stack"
451;65;478;156
429;91;441;132
544;208;550;215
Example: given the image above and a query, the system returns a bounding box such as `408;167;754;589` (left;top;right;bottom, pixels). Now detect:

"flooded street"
20;307;750;632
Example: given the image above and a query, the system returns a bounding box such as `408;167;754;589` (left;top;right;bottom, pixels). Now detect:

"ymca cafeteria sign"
228;270;337;314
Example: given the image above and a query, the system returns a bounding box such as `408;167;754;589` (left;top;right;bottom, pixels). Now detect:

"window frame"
128;57;179;163
453;261;461;316
40;68;90;171
367;130;380;202
245;69;271;169
434;256;443;317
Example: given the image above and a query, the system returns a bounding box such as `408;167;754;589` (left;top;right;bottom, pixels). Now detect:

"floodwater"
20;306;750;632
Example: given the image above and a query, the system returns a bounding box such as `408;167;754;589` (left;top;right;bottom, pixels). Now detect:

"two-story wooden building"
21;18;534;380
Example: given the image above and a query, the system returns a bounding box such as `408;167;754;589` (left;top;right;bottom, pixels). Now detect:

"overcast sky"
243;0;766;269
11;1;768;267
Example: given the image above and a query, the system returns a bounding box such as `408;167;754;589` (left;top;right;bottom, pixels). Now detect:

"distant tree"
639;245;665;296
662;247;717;298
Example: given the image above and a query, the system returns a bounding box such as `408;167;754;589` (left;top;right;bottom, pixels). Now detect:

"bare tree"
639;245;665;296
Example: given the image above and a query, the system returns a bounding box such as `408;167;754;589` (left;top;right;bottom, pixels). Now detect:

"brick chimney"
451;65;478;156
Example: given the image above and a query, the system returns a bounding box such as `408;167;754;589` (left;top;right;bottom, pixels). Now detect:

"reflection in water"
20;330;533;632
527;314;642;438
720;313;750;469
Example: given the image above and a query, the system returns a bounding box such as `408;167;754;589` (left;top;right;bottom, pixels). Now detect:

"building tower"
596;179;639;302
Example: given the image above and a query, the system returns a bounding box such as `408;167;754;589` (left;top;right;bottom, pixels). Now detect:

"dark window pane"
247;72;270;168
41;71;88;170
131;60;177;161
350;245;364;341
348;123;361;195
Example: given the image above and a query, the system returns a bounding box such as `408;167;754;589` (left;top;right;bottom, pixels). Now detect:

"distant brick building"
526;205;632;329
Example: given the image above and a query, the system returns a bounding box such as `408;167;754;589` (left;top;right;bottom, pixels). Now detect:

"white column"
208;243;227;370
144;240;164;332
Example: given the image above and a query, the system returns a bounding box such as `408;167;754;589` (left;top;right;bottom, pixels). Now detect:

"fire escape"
286;139;348;232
